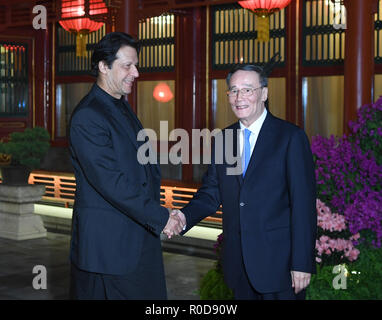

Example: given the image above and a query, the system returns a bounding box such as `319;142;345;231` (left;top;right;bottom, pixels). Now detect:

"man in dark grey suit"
69;32;185;300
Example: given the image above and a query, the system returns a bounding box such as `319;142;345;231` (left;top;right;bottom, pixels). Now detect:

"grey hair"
226;64;268;87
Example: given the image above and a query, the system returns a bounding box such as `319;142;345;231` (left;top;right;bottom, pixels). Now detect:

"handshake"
163;209;186;239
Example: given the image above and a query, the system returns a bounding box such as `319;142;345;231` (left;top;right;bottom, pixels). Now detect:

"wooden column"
115;0;139;111
343;0;378;133
176;7;206;182
34;24;52;131
285;0;298;125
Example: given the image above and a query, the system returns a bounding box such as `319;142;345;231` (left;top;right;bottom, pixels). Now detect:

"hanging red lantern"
153;83;174;103
59;0;108;57
238;0;292;42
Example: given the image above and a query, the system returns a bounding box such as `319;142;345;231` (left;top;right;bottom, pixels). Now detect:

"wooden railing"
29;171;76;207
28;171;222;224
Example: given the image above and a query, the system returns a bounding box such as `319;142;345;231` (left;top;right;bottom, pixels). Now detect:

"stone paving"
0;232;216;300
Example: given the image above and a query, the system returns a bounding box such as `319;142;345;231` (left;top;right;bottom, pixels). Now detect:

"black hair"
226;64;268;88
91;32;140;77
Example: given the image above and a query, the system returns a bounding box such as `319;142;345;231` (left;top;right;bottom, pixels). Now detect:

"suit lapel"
122;99;161;178
91;85;141;151
225;122;244;187
90;85;161;180
243;111;276;181
111;101;160;180
115;102;142;150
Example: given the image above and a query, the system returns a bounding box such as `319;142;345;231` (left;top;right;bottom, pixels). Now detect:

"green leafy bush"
198;233;234;300
199;268;234;300
0;127;50;170
199;237;382;300
306;243;382;300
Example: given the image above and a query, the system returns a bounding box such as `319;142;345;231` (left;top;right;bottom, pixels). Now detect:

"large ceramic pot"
0;165;31;186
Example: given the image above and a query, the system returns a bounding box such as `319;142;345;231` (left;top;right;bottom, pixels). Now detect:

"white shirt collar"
239;108;267;136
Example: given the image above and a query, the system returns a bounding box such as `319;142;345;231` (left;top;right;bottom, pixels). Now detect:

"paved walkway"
0;232;216;300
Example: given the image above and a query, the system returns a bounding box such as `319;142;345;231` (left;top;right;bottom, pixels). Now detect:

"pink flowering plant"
307;98;382;299
315;199;360;265
312;97;382;250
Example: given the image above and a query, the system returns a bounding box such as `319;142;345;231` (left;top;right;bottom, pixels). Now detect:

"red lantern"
153;83;174;103
59;0;108;57
238;0;292;17
238;0;292;41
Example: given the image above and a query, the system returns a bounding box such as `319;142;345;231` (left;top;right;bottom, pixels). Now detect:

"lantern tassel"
76;33;87;57
256;15;270;42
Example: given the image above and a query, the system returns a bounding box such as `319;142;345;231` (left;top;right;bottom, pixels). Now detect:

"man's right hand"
163;209;186;239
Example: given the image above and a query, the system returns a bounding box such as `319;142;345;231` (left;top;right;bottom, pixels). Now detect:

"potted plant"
0;127;50;185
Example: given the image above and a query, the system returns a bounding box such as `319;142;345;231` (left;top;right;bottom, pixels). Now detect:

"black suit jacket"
69;84;169;275
182;112;317;293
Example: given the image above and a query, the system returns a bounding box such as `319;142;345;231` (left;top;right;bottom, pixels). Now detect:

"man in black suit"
176;64;317;300
68;32;185;300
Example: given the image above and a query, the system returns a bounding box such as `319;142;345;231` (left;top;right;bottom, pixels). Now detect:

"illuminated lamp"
59;0;108;57
153;83;174;103
238;0;292;42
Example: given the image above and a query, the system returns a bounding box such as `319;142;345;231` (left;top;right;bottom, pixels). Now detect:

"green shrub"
306;244;382;300
0;127;50;170
199;267;234;300
199;239;382;300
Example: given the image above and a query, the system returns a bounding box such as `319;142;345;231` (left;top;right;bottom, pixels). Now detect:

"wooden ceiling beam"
137;0;236;19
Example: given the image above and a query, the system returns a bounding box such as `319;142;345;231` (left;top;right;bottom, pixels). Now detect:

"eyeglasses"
226;86;263;97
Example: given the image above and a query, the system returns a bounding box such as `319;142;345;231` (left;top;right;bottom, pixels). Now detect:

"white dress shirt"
239;108;268;159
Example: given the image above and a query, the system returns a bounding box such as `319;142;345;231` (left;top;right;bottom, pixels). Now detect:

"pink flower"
319;235;330;243
351;233;360;241
315;199;361;264
346;248;360;261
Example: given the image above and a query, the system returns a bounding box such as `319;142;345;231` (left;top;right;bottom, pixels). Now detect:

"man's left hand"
291;271;311;294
